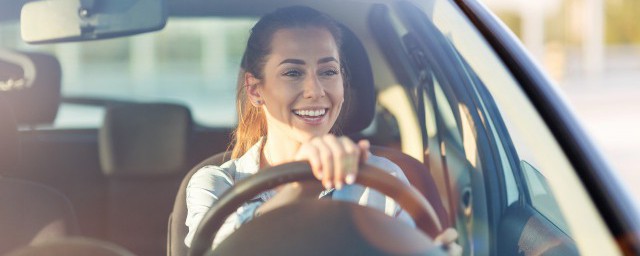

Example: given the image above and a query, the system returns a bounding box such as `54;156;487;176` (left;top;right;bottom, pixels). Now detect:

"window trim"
453;0;640;252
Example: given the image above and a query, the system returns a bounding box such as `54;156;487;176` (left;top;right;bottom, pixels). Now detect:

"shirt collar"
234;137;264;179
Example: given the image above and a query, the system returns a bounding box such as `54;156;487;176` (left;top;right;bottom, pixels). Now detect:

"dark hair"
241;6;343;79
231;6;345;158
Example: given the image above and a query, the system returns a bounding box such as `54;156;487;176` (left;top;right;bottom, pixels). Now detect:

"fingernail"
324;181;333;190
335;181;343;190
346;174;355;184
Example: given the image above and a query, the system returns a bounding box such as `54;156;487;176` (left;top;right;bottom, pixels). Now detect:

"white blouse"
184;139;415;248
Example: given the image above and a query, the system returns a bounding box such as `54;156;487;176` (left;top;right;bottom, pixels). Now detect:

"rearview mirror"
21;0;167;44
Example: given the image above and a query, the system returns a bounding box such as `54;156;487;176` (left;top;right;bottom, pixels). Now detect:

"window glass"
479;103;519;206
420;0;618;254
434;83;462;146
0;18;257;128
408;60;485;253
492;125;519;206
521;160;569;232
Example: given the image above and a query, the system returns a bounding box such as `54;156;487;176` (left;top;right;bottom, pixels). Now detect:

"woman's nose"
302;75;325;99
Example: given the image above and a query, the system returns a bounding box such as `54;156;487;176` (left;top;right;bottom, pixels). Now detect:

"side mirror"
21;0;168;44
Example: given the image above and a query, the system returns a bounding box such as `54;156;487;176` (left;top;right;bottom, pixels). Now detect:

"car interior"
0;0;624;255
168;23;450;256
0;30;448;256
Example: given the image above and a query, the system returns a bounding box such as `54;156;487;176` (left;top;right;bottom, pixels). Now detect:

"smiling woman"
185;7;461;255
182;5;462;253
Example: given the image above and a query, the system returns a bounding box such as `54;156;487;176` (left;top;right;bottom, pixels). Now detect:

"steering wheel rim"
188;161;442;256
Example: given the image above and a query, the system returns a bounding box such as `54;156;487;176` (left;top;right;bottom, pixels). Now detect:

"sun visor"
0;49;61;126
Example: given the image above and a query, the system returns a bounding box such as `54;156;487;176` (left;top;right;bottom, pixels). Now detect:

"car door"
456;48;578;255
371;0;620;255
402;2;579;254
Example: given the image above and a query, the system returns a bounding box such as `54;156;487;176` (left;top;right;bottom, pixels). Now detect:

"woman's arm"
184;165;259;248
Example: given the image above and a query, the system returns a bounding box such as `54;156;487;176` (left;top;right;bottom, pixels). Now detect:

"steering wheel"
188;161;443;256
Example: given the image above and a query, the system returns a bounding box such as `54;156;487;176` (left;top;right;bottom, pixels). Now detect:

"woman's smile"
292;107;329;125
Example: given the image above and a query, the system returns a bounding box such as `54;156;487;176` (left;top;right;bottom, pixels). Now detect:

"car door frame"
453;0;640;253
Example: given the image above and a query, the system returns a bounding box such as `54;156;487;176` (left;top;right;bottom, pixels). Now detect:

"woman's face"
248;27;344;143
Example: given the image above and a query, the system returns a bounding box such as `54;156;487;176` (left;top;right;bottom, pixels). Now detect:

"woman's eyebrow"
278;57;338;66
279;59;305;66
318;57;338;64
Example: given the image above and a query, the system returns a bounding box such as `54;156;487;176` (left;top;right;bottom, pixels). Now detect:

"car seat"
0;96;80;255
6;237;136;256
99;103;193;255
0;49;114;243
0;49;61;126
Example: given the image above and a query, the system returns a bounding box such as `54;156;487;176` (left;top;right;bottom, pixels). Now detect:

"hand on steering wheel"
293;135;370;190
256;135;370;216
188;161;444;256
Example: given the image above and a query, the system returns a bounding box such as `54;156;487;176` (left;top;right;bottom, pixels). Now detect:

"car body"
0;0;639;255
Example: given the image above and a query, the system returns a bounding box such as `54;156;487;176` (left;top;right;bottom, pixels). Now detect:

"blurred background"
483;0;640;197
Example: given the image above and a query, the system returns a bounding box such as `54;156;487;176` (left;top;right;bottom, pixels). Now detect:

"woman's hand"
434;228;463;256
255;135;370;217
294;135;370;190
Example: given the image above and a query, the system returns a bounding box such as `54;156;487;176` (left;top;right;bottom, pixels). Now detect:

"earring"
255;100;262;105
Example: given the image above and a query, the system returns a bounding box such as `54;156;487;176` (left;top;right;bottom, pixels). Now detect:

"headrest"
99;103;192;178
0;96;19;172
0;49;61;125
336;25;376;135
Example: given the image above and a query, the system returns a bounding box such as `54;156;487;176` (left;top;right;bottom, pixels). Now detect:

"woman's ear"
245;72;263;107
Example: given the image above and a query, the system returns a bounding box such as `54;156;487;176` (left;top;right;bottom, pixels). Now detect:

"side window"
465;62;570;233
371;3;490;253
521;161;569;232
433;83;462;147
387;0;618;254
424;75;487;255
462;63;520;207
456;39;569;233
478;106;519;207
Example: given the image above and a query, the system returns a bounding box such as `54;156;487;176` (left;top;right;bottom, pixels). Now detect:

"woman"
184;6;459;252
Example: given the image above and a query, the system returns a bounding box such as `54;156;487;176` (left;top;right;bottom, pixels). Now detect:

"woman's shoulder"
187;158;238;189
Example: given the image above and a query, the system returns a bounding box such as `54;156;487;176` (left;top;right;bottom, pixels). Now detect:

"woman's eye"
283;69;302;77
321;69;339;77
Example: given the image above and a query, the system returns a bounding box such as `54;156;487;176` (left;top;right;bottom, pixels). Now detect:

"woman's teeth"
294;109;326;117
